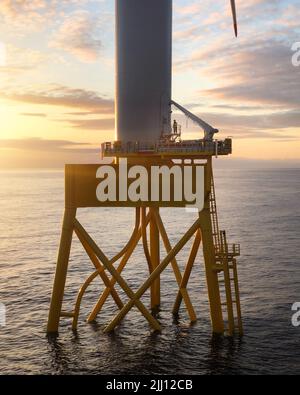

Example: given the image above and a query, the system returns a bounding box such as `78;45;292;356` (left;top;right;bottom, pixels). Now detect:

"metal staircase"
209;174;243;335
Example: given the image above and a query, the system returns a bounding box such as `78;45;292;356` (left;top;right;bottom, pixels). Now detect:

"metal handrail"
215;243;240;256
101;138;232;156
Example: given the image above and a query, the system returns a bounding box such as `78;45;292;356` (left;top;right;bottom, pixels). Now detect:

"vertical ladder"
209;173;221;252
209;174;243;336
218;231;243;336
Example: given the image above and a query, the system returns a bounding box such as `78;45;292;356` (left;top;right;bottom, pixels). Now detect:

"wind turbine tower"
47;0;243;337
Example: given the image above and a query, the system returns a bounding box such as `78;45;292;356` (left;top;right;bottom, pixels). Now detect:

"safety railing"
215;243;241;257
101;138;232;157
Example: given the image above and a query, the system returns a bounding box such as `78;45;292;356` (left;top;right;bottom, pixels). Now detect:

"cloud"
1;84;115;133
0;44;48;74
173;26;204;42
0;0;59;32
200;40;300;109
174;0;300;105
0;0;92;31
2;84;114;114
65;118;114;130
172;0;300;145
1;0;299;161
20;113;47;118
0;138;97;154
0;137;103;168
49;10;103;62
174;108;300;140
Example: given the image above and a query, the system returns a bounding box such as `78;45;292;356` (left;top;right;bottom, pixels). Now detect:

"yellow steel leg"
111;208;141;263
149;207;160;309
199;208;224;334
75;227;124;309
141;208;151;270
173;229;202;316
87;212;151;322
72;270;99;331
74;219;161;331
104;217;202;333
47;208;76;333
152;210;197;322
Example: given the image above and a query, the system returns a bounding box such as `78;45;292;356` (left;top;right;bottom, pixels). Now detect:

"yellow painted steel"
232;258;244;335
104;216;203;332
47;207;76;333
74;219;162;332
149;207;161;309
152;209;197;322
63;163;203;209
141;208;155;307
87;211;150;323
75;227;124;309
216;231;244;336
110;207;141;263
47;160;243;336
220;231;235;335
69;209;141;330
199;158;225;333
71;227;124;331
199;210;224;333
173;230;202;316
72;270;99;331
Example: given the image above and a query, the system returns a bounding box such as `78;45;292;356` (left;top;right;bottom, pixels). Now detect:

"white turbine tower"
115;0;238;143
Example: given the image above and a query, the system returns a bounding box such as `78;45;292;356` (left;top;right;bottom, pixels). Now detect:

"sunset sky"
0;0;299;168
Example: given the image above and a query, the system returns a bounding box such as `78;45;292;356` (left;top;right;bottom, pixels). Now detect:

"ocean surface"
0;168;299;375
